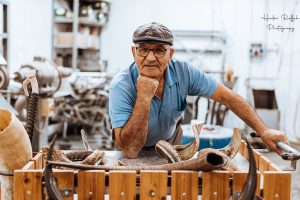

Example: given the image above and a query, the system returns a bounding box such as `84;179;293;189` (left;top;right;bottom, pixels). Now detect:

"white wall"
101;0;300;142
6;0;300;142
8;0;52;73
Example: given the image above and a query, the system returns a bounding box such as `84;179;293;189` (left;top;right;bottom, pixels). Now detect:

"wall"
101;0;300;142
5;0;300;142
8;0;52;73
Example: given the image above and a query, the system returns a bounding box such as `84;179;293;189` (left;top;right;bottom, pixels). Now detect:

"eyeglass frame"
134;45;171;58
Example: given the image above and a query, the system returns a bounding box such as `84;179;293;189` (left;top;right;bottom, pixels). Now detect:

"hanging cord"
0;170;13;176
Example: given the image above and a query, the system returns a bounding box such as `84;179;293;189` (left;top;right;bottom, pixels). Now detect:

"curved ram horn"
235;139;262;200
156;123;203;162
47;150;230;172
219;128;241;159
175;123;203;160
43;134;64;200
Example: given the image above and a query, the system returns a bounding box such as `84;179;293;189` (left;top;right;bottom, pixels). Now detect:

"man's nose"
146;50;156;61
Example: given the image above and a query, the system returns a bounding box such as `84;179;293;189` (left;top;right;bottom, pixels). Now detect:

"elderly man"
109;22;288;158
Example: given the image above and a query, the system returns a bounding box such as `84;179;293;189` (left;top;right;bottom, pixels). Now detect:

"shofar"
234;139;262;200
47;150;229;172
155;123;203;162
0;109;32;200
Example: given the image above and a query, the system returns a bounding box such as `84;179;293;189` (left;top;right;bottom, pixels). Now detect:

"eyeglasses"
135;46;170;58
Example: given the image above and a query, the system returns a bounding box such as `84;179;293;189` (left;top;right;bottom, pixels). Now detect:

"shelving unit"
52;0;110;71
0;1;9;68
0;1;9;90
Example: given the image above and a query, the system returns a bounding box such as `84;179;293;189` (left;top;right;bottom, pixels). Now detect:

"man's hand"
137;75;159;101
260;129;289;155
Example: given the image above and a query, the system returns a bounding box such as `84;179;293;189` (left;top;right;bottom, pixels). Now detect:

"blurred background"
0;0;300;198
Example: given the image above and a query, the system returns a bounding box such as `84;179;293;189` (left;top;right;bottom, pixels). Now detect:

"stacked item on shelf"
53;0;111;71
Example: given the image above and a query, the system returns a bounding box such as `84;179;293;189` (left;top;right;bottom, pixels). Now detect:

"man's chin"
140;70;160;79
141;73;159;79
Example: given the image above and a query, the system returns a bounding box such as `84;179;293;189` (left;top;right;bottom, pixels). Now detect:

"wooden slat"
263;172;291;200
31;153;43;169
14;169;43;200
232;171;261;198
53;170;74;200
171;170;198;200
22;161;35;170
268;163;281;171
202;171;230;200
78;170;105;200
253;150;262;170
259;156;270;172
109;171;136;200
140;170;167;200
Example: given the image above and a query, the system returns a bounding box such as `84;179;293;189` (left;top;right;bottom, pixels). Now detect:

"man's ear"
169;47;175;59
131;46;136;57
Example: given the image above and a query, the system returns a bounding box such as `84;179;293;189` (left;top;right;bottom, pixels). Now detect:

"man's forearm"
211;85;268;135
118;96;151;157
221;92;268;134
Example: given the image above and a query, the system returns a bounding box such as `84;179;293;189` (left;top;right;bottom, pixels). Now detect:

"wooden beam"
78;170;105;200
171;170;198;200
140;170;168;200
109;171;136;200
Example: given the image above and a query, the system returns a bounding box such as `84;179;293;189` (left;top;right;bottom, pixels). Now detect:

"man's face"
132;43;174;79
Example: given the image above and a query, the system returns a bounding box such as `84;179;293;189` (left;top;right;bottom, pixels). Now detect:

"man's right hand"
137;75;159;101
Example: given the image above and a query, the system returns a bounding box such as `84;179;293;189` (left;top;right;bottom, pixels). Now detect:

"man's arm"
113;76;159;158
210;84;288;154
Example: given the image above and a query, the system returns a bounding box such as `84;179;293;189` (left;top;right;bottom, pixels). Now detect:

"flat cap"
132;22;173;45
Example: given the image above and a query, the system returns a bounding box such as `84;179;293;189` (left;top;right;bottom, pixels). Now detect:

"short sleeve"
187;65;218;97
109;86;135;129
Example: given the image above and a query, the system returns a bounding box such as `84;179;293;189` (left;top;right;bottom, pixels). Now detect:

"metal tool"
23;70;39;144
250;132;300;170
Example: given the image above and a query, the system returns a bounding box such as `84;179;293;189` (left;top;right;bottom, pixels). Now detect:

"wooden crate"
7;141;291;200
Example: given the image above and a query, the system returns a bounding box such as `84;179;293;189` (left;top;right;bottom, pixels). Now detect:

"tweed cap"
132;22;173;45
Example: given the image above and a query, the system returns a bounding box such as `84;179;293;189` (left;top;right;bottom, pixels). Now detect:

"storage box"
55;32;89;48
8;141;291;200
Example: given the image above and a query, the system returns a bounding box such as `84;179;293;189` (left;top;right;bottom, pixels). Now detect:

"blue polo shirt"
109;59;218;146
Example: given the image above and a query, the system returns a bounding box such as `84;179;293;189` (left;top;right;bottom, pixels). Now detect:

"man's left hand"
260;129;289;155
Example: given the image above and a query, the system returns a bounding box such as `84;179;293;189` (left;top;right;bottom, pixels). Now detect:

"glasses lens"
136;47;168;58
153;48;167;57
136;47;149;57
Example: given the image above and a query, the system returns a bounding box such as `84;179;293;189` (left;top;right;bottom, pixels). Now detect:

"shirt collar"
165;61;178;87
131;60;178;87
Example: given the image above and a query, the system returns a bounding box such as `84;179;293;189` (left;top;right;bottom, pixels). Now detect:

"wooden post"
31;153;43;169
140;170;167;200
202;171;230;200
52;170;74;200
14;169;43;200
109;171;136;200
22;161;35;170
259;156;270;172
253;150;262;169
171;170;198;200
232;171;261;198
263;172;291;200
77;170;105;200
